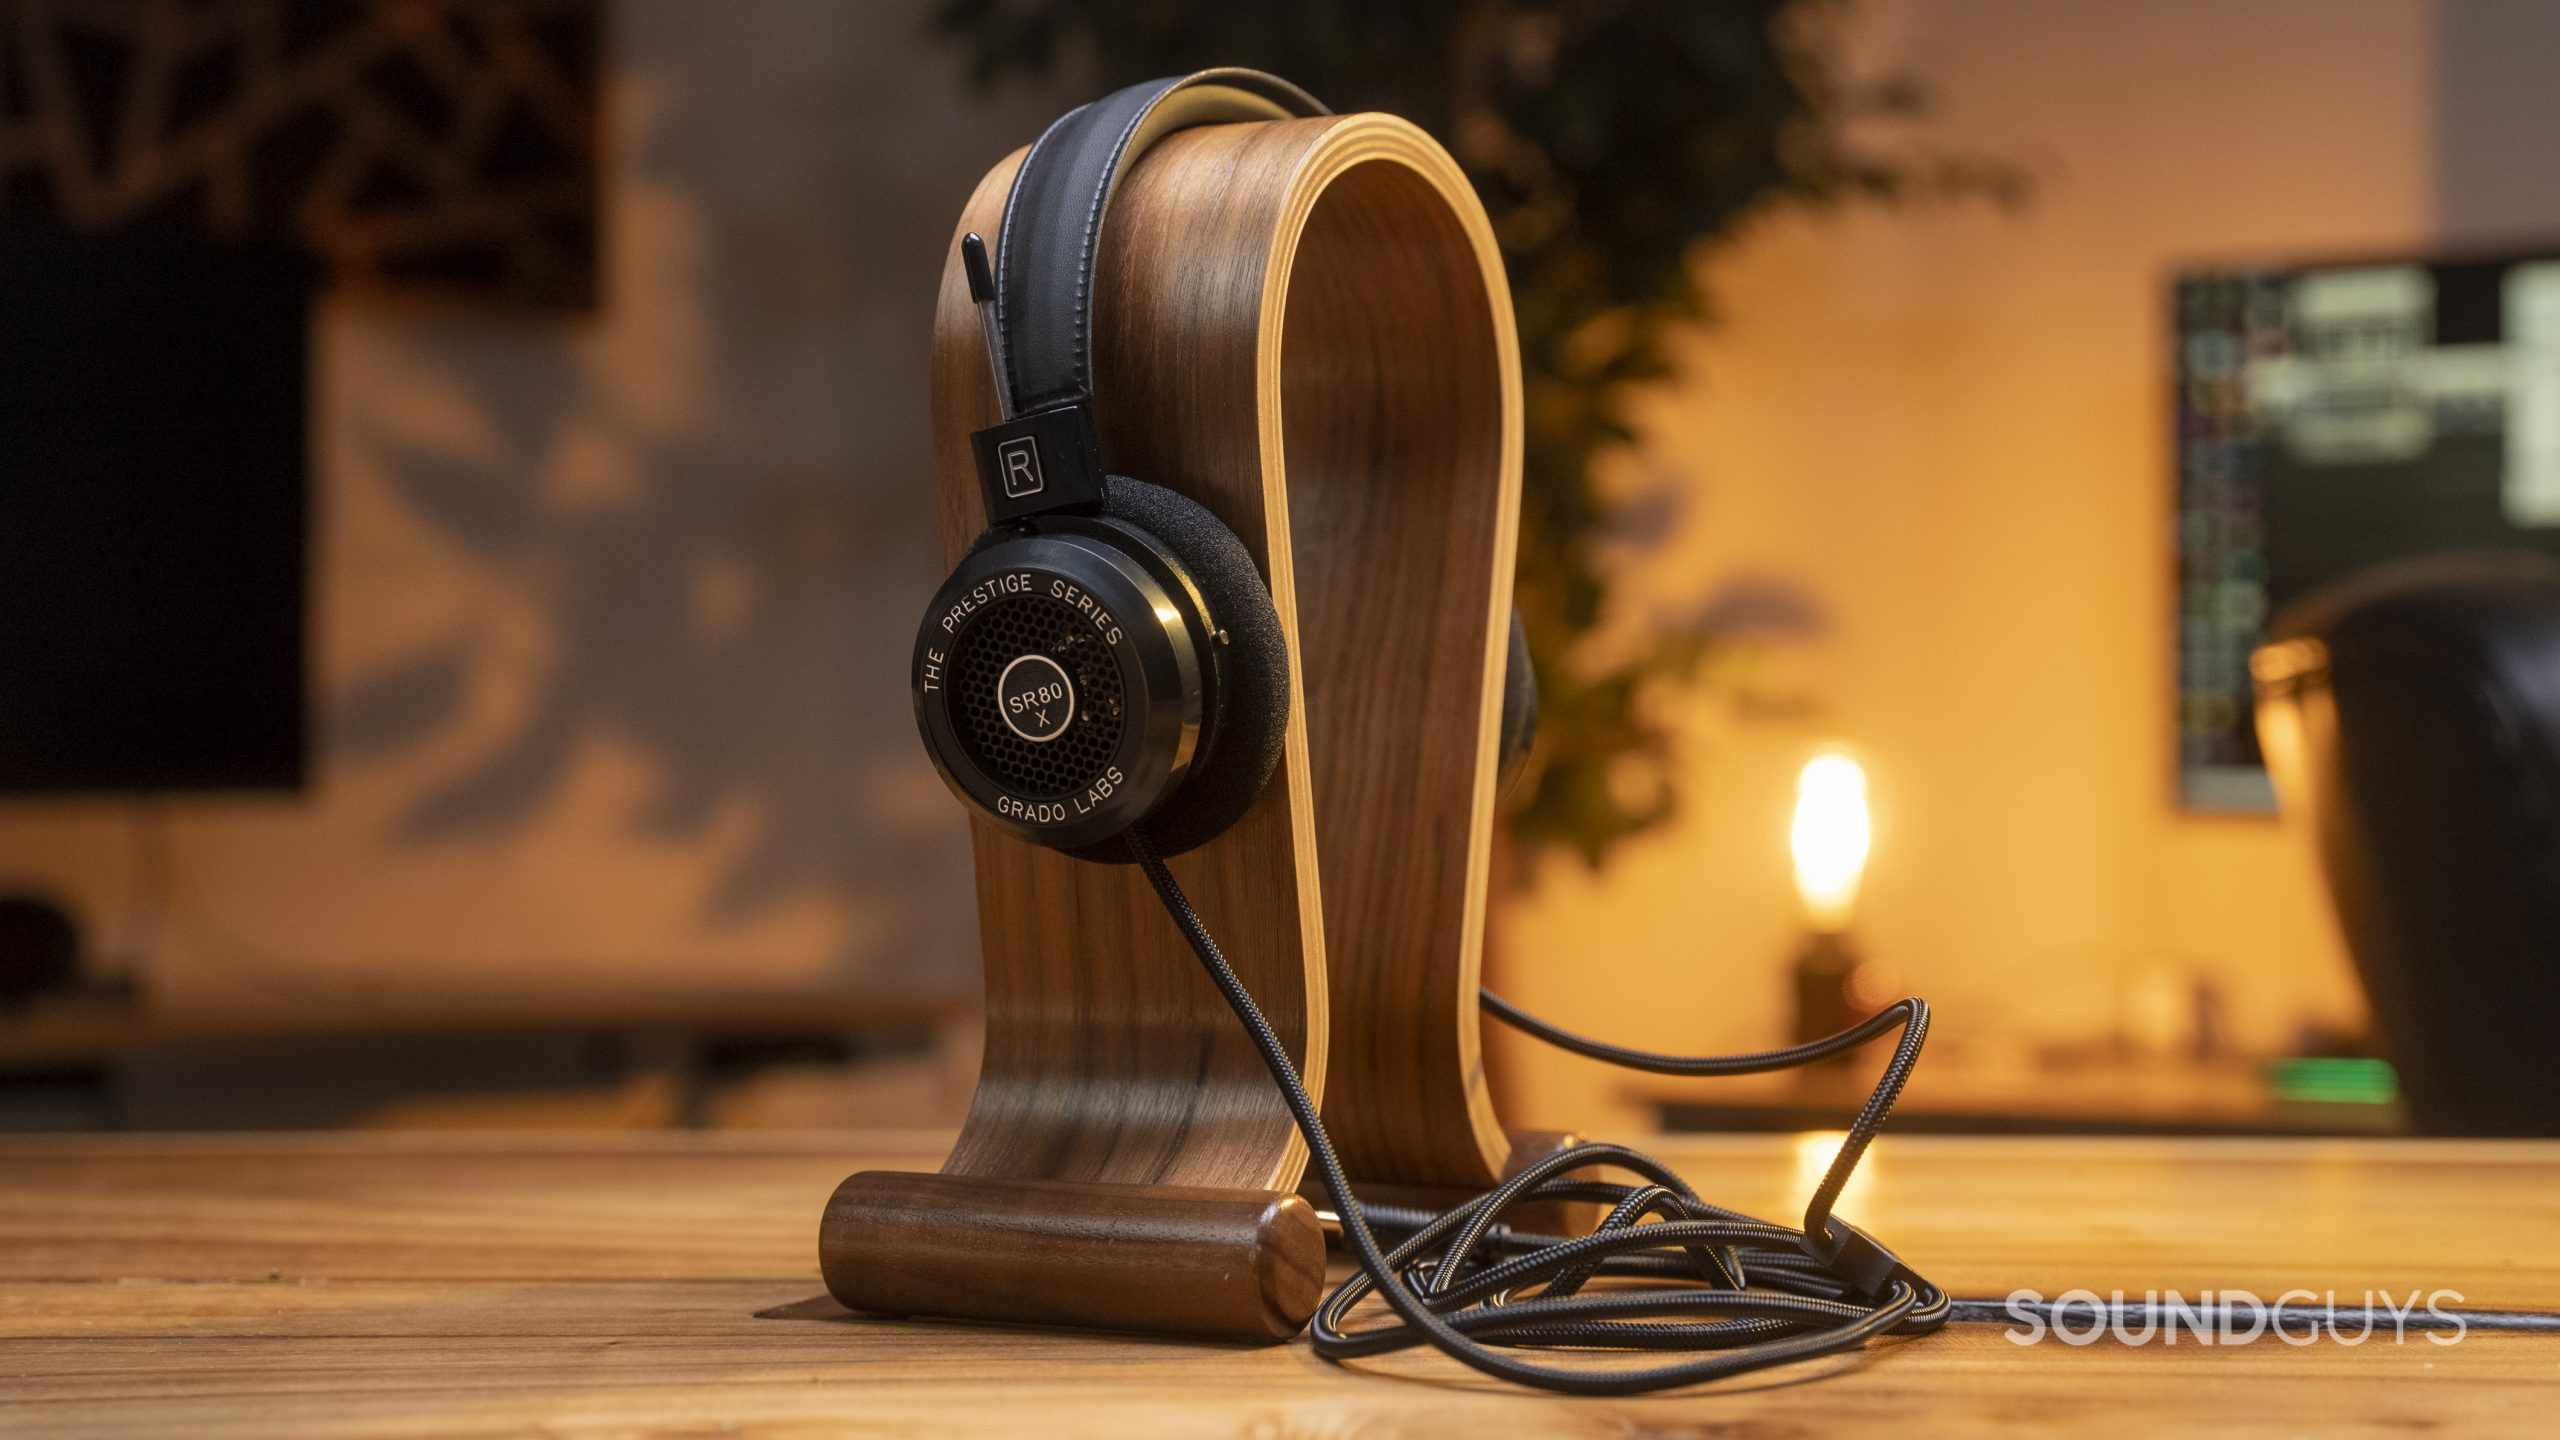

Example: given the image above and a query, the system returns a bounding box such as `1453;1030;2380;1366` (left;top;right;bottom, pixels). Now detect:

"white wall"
0;2;1067;1017
1500;0;2463;1128
9;1;2548;1114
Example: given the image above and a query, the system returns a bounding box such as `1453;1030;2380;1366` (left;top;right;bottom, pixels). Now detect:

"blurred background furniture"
2256;552;2560;1136
1638;1053;2403;1136
0;981;975;1131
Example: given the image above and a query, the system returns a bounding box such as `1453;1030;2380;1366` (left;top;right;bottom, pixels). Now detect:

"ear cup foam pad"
1497;607;1540;801
1070;475;1291;862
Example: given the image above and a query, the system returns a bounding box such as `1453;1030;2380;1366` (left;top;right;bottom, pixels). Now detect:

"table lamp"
1790;747;1878;1047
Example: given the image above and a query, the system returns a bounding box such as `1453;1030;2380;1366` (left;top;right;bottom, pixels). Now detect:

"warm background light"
1791;751;1872;934
1495;0;2404;1133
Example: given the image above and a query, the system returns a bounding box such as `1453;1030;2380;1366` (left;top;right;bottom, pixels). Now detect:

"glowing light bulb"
1790;749;1871;934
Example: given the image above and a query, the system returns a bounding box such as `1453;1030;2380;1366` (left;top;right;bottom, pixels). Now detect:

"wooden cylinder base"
821;1172;1326;1341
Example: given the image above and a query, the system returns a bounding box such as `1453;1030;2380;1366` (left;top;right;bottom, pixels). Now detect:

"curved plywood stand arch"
821;112;1532;1340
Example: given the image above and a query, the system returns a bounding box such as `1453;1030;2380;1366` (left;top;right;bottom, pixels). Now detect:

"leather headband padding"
993;69;1327;418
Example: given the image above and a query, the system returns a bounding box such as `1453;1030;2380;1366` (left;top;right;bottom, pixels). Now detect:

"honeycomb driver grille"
947;594;1128;797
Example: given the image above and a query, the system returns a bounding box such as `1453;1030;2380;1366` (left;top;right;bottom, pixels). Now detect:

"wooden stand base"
821;1172;1325;1341
1310;1130;1604;1238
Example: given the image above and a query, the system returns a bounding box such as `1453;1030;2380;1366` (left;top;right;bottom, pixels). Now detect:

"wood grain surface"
6;1130;2558;1437
1247;122;1520;1191
837;109;1535;1339
924;111;1523;1202
930;130;1317;1200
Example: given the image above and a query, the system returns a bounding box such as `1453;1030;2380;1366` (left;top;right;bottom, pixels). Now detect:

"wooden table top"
5;1130;2557;1437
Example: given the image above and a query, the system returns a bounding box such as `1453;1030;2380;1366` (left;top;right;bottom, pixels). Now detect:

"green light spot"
2266;1057;2399;1105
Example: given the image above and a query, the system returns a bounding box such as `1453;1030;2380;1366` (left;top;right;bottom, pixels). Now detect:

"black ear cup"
1074;476;1289;861
1497;608;1540;802
913;508;1209;854
910;475;1288;861
917;471;1530;859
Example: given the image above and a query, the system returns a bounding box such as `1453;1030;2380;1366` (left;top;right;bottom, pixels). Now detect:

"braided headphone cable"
1126;828;1947;1396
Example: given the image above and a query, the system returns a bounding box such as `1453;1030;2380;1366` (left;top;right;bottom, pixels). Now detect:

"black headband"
991;69;1328;420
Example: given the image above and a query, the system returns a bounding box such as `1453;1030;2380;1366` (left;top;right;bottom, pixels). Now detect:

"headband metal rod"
960;233;1016;422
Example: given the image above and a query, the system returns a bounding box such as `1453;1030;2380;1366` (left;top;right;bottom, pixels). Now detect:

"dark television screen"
0;222;310;792
2175;249;2560;811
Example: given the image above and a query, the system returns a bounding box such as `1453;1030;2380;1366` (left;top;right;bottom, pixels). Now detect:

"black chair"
2254;551;2560;1136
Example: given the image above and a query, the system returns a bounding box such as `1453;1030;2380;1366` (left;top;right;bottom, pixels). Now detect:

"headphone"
910;69;1537;863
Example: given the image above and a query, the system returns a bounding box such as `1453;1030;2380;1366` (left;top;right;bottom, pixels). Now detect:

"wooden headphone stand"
820;111;1571;1340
